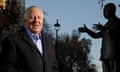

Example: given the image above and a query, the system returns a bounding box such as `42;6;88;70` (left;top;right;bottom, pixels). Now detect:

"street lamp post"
54;19;61;71
54;19;60;51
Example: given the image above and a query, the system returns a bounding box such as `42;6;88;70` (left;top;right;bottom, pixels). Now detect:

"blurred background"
0;0;120;72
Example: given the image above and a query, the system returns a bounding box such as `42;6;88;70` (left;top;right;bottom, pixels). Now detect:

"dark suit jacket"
0;27;59;72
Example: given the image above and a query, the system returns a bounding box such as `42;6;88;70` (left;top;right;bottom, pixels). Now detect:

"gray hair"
23;6;44;19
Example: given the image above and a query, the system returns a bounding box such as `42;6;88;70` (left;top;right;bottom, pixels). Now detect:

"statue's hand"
78;24;88;32
93;22;104;31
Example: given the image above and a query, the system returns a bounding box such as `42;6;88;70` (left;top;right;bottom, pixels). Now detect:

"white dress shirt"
26;28;43;55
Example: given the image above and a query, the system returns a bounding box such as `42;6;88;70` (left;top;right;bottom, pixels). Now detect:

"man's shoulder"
4;27;26;40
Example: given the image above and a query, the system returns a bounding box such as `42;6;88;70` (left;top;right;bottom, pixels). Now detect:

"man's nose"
33;17;38;22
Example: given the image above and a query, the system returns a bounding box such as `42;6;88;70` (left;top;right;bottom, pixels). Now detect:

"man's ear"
23;19;26;24
23;19;27;27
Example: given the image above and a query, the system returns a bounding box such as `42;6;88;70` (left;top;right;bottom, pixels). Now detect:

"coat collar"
19;27;50;59
20;27;42;55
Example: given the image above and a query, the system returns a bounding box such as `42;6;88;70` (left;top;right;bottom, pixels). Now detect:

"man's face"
24;7;43;35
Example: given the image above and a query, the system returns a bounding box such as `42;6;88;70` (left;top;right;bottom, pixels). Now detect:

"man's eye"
38;16;41;19
29;16;34;19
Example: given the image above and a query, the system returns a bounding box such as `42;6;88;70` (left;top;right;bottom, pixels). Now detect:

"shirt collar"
25;28;42;40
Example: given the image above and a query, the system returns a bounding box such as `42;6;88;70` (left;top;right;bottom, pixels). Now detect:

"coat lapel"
20;28;41;55
41;34;46;58
41;33;51;60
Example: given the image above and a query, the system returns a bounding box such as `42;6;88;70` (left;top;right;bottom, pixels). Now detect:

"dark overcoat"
0;28;59;72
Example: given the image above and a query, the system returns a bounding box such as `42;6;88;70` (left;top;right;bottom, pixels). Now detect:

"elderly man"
0;6;59;72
